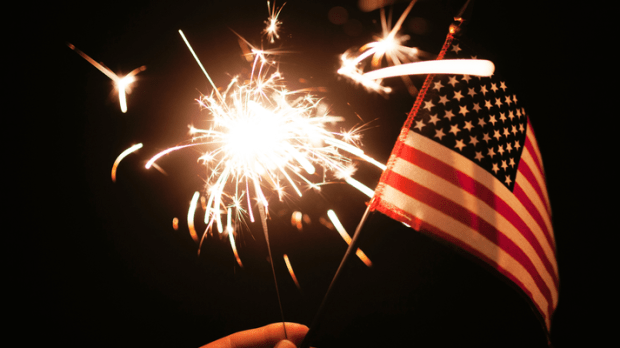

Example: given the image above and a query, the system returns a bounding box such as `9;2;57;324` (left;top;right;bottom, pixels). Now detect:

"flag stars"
493;129;502;141
509;110;515;121
506;142;513;153
514;140;521;150
490;83;498;93
448;76;459;87
438;95;450;105
480;85;489;96
433;80;444;91
478;117;487;127
488;147;497;158
489;115;498;126
500;81;507;91
503;127;511;138
492;163;499;173
504;175;512;185
428;114;440;125
463;121;474;131
501;160;508;171
469;135;479;147
495;98;503;107
414;119;426;131
423;100;435;111
505;95;513;106
454;139;466;151
485;100;493;110
472;103;482;113
449;124;461;136
516;108;522;118
444;110;455;121
468;87;476;97
452;44;462;54
482;133;491;143
453;90;464;101
474;151;484;162
511;125;518;136
499;112;507;123
459;105;469;116
519;123;525;133
462;75;471;83
434;128;446;140
509;158;516;168
498;145;505;156
513;95;518;103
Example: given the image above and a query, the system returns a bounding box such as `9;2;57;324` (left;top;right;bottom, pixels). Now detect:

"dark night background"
31;0;603;347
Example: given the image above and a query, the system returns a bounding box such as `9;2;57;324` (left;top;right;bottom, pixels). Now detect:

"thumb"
274;339;297;348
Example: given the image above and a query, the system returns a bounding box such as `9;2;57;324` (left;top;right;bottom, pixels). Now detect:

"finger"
274;340;297;348
201;322;309;348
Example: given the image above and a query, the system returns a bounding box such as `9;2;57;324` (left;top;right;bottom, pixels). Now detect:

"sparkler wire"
299;205;373;348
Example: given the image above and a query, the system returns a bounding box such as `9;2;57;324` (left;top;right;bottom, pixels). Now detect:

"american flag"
369;31;558;332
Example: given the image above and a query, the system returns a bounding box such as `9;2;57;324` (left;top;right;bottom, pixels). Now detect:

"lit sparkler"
264;1;285;44
146;31;384;249
338;1;495;94
337;0;419;95
68;43;145;113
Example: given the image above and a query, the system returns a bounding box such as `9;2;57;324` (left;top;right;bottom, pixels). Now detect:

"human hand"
200;322;309;348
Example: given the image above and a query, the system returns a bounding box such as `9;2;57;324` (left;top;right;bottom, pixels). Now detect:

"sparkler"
338;0;494;95
147;31;383;245
67;43;145;113
264;1;285;44
338;0;419;95
145;29;386;338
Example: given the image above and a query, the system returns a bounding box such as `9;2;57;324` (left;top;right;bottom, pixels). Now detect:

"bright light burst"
264;1;285;44
146;32;383;246
338;0;419;95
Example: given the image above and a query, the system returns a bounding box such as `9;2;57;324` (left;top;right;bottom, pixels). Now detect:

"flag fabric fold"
369;27;558;332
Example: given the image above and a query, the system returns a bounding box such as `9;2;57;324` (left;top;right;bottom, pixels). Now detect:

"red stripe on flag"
395;142;558;288
381;169;555;307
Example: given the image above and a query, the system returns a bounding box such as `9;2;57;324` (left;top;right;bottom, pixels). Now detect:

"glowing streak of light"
345;177;374;198
227;208;244;268
178;30;220;98
111;143;143;182
146;31;386;240
283;254;301;290
187;191;201;243
363;59;495;80
264;1;285;44
67;43;145;113
327;210;372;267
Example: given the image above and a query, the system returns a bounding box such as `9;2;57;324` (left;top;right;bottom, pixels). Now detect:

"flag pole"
299;205;373;348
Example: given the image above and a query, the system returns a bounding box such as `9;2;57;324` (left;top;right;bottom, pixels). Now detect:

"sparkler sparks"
338;0;419;95
146;31;383;249
111;143;143;182
264;1;285;44
68;43;145;113
338;1;495;95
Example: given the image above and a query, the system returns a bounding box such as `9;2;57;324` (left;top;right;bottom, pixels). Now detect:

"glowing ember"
283;254;301;290
68;43;145;113
111;143;143;182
